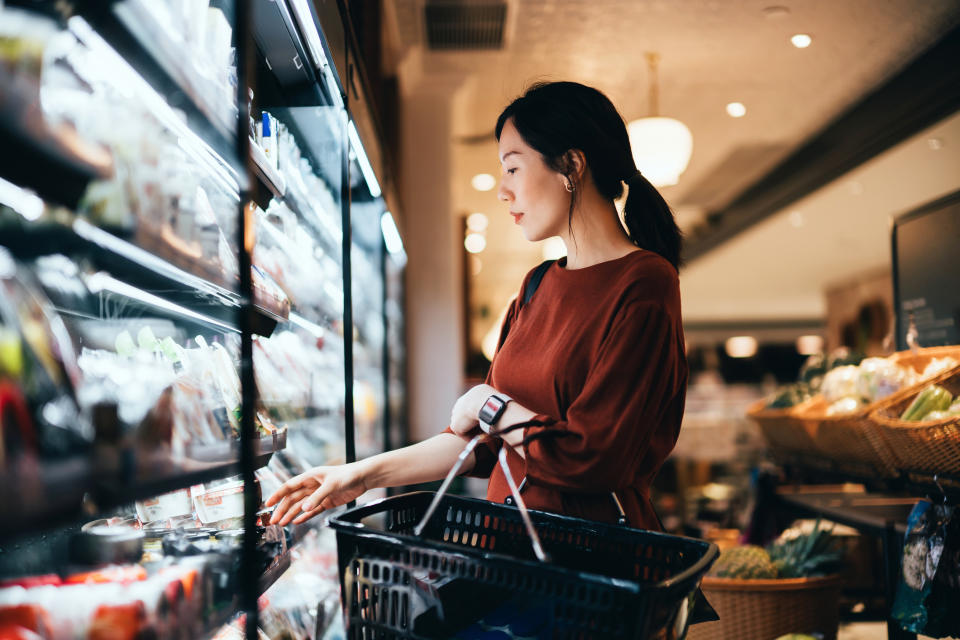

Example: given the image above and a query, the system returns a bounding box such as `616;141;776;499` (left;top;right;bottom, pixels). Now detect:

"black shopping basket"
329;435;718;639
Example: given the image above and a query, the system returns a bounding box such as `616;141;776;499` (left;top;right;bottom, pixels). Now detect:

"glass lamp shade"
626;117;693;187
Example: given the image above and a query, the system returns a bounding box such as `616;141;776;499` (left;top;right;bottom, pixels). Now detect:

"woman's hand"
449;384;498;437
265;461;369;525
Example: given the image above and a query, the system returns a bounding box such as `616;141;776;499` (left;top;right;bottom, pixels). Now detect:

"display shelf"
257;549;291;596
0;433;284;542
97;437;282;509
0;68;113;210
0;220;290;336
74;1;238;166
250;138;287;206
185;430;287;463
0;457;94;541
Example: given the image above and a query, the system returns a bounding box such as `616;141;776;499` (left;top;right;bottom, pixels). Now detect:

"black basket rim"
329;491;718;595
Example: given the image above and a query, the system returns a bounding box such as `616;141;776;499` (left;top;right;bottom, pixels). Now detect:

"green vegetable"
160;336;181;362
921;411;953;422
767;383;809;409
798;353;827;389
767;518;841;578
137;326;158;352
900;385;953;421
115;330;136;357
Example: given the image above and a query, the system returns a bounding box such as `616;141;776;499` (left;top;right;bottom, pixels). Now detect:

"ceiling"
381;0;960;347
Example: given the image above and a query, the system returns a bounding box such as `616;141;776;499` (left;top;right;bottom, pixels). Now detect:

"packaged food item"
135;488;193;525
193;479;245;528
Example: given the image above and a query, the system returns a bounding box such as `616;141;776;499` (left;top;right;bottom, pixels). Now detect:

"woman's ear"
563;149;587;187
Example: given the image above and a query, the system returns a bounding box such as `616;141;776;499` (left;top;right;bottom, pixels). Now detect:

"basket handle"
413;434;483;538
412;433;551;562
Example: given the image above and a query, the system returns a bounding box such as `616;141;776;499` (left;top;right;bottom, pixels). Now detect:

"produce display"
709;519;841;580
764;347;958;416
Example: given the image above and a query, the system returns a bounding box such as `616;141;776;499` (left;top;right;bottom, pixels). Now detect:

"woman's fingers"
265;472;319;507
291;504;327;524
301;483;335;512
269;488;314;524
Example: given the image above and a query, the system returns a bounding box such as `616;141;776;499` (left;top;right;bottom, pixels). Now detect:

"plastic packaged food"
193;479;245;528
135;488;193;525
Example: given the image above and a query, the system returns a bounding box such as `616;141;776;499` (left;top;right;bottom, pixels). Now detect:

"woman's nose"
497;182;511;202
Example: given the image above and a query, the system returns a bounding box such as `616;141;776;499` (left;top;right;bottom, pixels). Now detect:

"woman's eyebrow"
499;150;521;163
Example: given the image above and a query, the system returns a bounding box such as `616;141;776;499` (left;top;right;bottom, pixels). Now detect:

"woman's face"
497;118;571;242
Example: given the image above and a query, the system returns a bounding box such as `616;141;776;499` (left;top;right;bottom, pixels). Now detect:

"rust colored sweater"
452;250;687;530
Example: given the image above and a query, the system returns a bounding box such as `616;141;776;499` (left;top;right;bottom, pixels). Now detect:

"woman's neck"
560;196;637;270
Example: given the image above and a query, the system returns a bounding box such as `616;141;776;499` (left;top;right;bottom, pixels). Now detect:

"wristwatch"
478;393;512;434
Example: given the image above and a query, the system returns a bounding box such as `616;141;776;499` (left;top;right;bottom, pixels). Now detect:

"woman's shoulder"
618;250;679;301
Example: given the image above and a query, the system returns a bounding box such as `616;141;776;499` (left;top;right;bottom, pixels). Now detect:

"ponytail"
623;172;683;270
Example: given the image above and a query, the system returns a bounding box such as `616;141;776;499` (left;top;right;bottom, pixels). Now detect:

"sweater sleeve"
522;301;683;493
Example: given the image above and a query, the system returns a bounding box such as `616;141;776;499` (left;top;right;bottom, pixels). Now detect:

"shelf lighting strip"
347;121;382;198
85;271;238;333
72;219;238;305
380;211;406;263
288;311;325;339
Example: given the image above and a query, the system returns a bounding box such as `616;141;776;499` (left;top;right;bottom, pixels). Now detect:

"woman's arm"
266;432;477;525
449;383;534;457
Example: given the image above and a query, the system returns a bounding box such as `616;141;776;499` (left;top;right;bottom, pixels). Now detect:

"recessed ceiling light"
789;211;805;228
471;173;496;192
928;137;944;150
726;102;747;118
791;34;812;48
464;233;486;253
467;212;488;232
725;336;758;359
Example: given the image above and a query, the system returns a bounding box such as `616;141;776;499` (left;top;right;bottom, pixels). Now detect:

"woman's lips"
511;212;524;224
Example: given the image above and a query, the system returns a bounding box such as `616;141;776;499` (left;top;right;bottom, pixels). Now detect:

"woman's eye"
506;168;518;175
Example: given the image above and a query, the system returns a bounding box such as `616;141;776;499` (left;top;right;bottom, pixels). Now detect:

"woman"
267;81;686;531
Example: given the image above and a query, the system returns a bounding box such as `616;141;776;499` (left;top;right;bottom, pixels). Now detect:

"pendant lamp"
626;53;693;187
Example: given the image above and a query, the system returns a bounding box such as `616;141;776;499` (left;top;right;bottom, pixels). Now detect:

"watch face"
480;396;505;424
483;397;503;415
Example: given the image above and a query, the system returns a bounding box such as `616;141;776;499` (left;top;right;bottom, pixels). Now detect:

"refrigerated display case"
0;1;404;638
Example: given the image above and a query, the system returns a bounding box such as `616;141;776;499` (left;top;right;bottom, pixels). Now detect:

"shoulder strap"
521;259;556;308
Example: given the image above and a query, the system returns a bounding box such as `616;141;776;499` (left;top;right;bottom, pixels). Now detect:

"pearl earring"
564;182;574;193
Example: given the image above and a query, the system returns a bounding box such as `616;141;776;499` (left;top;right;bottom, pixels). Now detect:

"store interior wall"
396;52;467;443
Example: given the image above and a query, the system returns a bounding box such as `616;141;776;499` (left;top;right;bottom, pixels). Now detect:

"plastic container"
329;491;718;639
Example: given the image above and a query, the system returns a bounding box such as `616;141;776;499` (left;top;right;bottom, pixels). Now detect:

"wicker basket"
686;574;842;640
795;347;960;479
870;362;960;475
747;398;821;465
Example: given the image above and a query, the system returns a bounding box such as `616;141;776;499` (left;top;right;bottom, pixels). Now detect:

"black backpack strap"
521;259;556;308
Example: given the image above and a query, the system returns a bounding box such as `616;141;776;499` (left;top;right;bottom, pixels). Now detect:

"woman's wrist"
494;402;536;452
